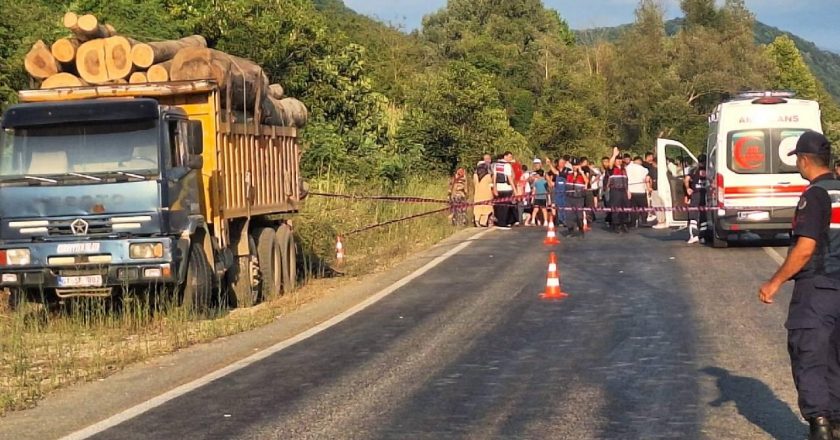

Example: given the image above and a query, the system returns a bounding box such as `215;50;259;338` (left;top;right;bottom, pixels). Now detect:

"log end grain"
129;72;148;84
76;39;108;84
147;62;170;82
25;40;60;80
105;36;133;80
130;43;154;69
41;72;87;89
51;38;79;64
63;11;79;29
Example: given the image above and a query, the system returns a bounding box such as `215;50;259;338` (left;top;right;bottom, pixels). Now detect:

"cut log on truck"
263;96;308;128
25;40;60;80
63;12;82;36
76;39;108;84
129;72;147;83
76;14;114;40
40;72;88;89
130;35;207;69
170;47;269;111
146;60;172;82
268;83;284;100
279;98;308;128
104;36;134;80
51;38;80;64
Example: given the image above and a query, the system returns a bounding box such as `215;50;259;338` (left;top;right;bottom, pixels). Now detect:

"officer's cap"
788;131;832;156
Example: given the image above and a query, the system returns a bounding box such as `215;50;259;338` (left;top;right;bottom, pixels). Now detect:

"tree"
765;35;819;100
398;62;529;171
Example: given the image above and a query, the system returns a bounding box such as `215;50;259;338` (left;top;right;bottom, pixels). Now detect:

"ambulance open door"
656;139;698;228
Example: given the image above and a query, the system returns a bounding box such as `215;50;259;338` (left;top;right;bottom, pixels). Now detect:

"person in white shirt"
625;156;652;228
491;151;517;228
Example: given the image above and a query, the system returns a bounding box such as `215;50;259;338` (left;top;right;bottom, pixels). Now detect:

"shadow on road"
701;366;804;440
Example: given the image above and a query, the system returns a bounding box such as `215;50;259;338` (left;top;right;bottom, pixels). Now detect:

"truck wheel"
275;224;297;294
231;235;260;308
256;227;281;300
181;242;213;315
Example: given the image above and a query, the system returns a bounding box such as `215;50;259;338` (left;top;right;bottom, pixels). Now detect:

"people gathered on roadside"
465;147;712;244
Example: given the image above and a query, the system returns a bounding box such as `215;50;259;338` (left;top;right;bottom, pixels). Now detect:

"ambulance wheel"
711;223;728;249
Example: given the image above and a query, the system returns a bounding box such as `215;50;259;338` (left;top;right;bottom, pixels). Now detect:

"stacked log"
22;12;308;128
170;47;269;111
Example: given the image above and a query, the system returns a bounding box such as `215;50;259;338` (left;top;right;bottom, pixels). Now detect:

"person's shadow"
702;366;805;439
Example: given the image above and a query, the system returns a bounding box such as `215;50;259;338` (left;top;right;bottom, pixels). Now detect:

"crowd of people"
449;147;708;243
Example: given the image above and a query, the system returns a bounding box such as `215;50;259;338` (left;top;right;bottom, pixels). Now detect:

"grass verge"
0;175;457;415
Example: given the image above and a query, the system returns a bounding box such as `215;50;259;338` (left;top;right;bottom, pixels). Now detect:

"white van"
657;91;822;247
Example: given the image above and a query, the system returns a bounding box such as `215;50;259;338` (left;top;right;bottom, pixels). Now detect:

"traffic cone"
335;236;345;265
540;252;568;300
544;220;560;245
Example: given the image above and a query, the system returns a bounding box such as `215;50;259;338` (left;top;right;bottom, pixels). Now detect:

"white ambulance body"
657;91;822;247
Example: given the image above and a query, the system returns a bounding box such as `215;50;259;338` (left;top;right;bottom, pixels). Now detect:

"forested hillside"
1;0;839;181
577;18;840;102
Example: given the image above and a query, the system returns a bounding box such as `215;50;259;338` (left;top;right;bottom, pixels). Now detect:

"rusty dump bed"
18;81;302;233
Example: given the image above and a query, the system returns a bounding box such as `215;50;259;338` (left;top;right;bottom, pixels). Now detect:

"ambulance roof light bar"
733;90;797;100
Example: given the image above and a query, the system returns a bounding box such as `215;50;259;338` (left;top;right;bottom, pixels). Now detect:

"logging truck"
0;80;303;311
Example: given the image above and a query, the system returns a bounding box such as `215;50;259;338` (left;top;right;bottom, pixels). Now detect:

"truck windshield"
0;120;159;180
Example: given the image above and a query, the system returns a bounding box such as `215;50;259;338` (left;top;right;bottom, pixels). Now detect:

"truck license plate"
738;211;770;222
57;243;100;254
58;275;103;287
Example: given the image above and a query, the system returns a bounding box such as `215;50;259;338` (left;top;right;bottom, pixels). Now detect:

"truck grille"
47;218;113;236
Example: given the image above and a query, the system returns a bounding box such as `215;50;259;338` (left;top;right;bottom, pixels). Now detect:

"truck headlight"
129;243;164;259
0;249;31;266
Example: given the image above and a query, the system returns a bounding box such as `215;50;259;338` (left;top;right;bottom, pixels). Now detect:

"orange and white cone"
540;252;568;300
336;236;345;265
544;220;560;245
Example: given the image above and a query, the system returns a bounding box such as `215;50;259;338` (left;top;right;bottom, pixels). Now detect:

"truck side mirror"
188;121;203;155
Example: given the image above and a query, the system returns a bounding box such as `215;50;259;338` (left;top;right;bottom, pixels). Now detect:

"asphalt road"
85;225;803;440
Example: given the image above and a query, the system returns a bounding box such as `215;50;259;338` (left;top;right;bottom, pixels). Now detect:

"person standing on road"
473;162;494;227
607;147;631;233
448;167;468;226
547;156;570;227
530;169;550;226
685;154;709;244
492;152;518;228
565;157;589;237
626;156;651;228
759;131;840;440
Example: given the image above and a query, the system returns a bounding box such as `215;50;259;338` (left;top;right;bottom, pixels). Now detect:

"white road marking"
763;247;786;265
61;228;494;440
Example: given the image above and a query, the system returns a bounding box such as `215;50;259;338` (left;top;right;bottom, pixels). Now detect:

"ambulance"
657;91;822;248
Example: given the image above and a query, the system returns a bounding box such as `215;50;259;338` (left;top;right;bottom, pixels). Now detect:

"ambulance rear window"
727;129;806;174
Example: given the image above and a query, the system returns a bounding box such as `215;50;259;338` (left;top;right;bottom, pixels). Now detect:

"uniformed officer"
759;131;840;440
491;151;517;228
565;157;588;237
607;147;631;233
685;154;709;244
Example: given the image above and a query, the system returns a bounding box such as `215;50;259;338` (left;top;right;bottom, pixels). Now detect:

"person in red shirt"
565;157;589;237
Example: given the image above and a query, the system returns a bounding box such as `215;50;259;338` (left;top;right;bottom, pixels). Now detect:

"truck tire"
275;223;297;294
255;227;282;300
231;235;260;308
181;242;213;315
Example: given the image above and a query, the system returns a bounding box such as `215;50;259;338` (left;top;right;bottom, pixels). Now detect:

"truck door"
656;138;698;228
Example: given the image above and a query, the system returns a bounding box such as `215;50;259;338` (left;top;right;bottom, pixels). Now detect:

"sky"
344;0;840;53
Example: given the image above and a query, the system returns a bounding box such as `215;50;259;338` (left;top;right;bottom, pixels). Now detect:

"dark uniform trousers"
565;195;585;232
787;276;840;419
